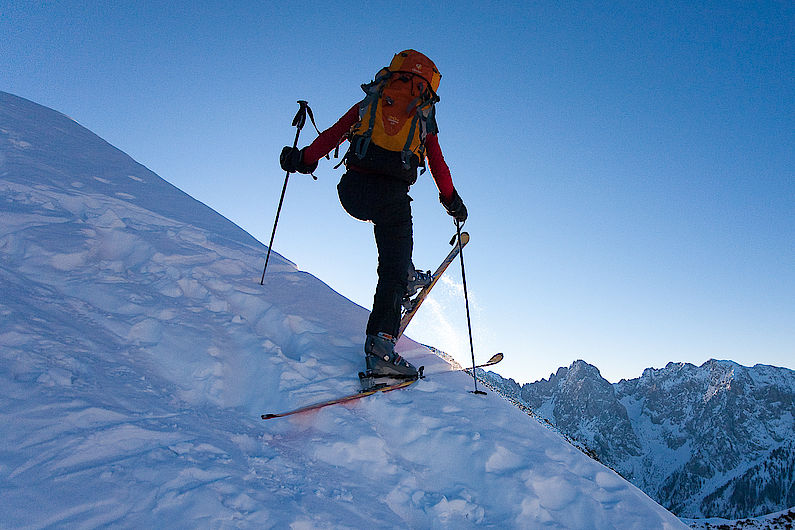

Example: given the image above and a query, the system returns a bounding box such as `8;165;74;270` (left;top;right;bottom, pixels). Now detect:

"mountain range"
481;358;795;519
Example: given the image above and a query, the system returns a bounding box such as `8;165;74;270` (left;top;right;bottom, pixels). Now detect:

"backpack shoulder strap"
353;69;393;159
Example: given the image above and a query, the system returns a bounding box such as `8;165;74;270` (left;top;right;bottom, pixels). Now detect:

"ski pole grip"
293;101;318;180
293;100;309;130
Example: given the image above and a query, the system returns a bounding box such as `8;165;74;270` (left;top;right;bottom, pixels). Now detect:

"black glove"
280;146;318;175
440;189;467;222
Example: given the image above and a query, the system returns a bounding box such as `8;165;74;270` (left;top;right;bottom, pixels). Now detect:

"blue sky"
3;1;793;383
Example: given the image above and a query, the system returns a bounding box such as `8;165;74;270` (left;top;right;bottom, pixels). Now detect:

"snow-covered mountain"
482;359;795;520
0;91;685;528
684;507;795;530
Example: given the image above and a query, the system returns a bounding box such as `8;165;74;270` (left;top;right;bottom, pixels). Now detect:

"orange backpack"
347;50;442;183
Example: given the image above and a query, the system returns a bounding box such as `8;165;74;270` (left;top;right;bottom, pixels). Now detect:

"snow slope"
0;91;685;528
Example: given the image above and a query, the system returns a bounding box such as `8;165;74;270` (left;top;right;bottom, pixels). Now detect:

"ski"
261;378;418;420
261;355;502;420
398;231;469;338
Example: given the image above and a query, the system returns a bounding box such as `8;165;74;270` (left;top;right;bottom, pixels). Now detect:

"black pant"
337;170;412;338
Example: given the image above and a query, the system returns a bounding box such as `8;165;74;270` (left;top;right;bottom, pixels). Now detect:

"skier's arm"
425;134;454;202
426;134;466;222
302;104;359;165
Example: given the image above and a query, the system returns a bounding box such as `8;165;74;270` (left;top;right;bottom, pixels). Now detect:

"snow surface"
0;91;685;528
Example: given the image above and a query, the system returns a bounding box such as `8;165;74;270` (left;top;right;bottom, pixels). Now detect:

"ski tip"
261;413;277;420
488;353;504;365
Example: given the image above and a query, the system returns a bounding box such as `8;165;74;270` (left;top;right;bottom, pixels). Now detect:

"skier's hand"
440;189;467;222
280;146;318;175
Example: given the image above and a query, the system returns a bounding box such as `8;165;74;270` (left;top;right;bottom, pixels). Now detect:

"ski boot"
403;266;432;311
363;332;420;379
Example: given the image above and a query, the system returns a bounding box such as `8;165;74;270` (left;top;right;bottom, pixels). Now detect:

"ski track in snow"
0;91;686;528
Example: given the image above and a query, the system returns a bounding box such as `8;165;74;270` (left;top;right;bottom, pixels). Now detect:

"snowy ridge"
0;92;684;527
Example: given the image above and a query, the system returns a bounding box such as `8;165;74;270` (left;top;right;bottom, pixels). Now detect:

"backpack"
346;50;441;183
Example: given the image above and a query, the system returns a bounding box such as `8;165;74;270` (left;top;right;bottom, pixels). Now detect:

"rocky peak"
520;360;643;468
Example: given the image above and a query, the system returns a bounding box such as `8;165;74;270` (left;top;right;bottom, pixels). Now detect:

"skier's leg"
337;170;370;222
366;193;412;337
339;171;418;376
339;169;410;334
363;181;419;376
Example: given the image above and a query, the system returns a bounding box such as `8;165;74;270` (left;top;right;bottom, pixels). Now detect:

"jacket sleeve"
425;134;455;202
302;104;359;165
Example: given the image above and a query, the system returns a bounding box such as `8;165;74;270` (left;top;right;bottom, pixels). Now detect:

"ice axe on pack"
260;101;321;285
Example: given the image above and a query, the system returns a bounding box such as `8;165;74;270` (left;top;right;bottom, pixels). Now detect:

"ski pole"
260;100;312;285
455;219;486;395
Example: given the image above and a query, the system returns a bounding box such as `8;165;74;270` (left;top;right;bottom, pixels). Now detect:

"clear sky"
3;1;793;383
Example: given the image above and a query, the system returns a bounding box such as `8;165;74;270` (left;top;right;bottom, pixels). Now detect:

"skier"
280;50;467;378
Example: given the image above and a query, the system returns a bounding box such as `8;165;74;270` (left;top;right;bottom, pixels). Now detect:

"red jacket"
302;104;455;202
